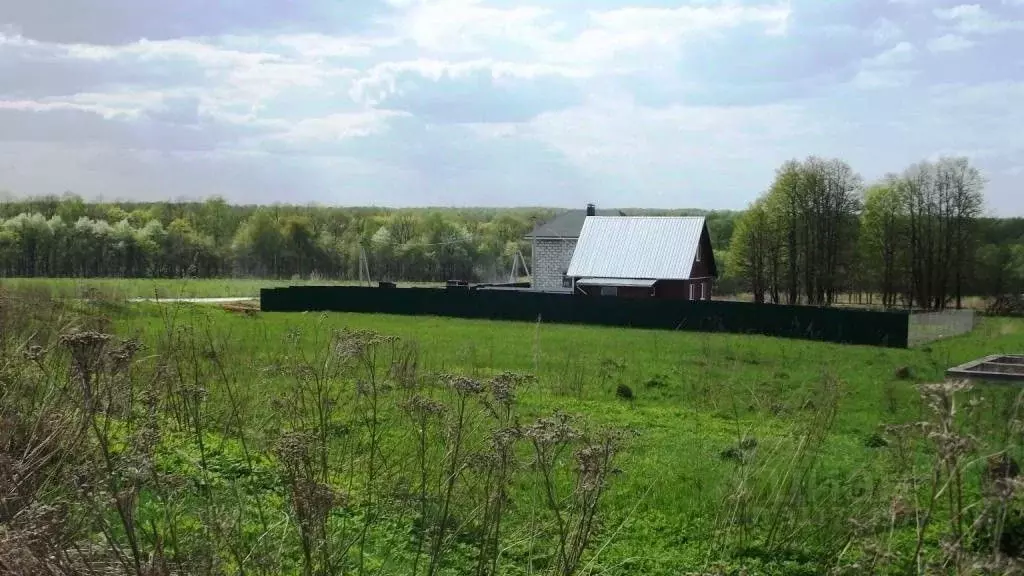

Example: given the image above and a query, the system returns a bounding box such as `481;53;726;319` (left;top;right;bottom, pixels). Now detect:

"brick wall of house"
532;237;577;291
687;228;716;300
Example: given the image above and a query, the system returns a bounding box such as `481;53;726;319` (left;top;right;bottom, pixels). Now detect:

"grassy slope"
114;302;1024;573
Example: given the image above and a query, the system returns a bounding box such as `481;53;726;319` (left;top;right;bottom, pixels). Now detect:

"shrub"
864;432;888;448
616;383;634;400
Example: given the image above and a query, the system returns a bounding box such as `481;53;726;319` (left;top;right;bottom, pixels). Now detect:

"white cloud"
870;18;904;45
866;41;916;67
0;90;169;119
934;4;1024;34
0;98;134;118
520;95;819;206
270;110;406;145
61;37;281;69
852;69;917;90
387;0;558;55
926;34;975;52
0;32;36;48
349;58;581;109
387;0;791;74
0;31;376;130
853;42;917;89
927;81;1024;112
266;34;395;59
0;0;1022;215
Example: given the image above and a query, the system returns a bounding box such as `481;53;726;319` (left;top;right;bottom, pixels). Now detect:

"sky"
0;0;1022;215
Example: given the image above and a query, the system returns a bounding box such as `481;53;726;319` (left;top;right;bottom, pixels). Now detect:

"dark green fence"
260;286;911;348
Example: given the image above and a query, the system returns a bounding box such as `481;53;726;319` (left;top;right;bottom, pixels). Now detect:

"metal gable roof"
525;209;622;239
566;216;706;280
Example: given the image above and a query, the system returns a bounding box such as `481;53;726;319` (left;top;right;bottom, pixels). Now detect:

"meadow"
0;277;438;300
3;285;1024;575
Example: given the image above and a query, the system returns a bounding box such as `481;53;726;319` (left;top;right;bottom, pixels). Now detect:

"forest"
729;155;1024;309
0;154;1022;307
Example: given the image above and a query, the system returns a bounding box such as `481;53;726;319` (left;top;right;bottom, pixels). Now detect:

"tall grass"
0;288;627;576
4;286;1024;574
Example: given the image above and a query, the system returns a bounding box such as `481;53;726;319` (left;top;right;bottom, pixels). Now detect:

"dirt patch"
222;301;260;315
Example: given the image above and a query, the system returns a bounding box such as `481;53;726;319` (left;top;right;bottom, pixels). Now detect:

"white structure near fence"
908;309;977;347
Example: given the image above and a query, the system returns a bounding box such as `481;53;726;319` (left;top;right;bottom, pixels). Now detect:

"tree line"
0;172;1021;304
0;196;555;282
0;194;742;284
728;155;1023;310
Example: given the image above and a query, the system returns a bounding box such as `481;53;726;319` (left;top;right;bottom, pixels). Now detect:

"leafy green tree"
0;184;1012;300
758;157;862;306
232;209;284;277
976;244;1013;297
729;198;777;303
901;157;985;309
1011;245;1024;295
859;179;907;308
55;193;87;223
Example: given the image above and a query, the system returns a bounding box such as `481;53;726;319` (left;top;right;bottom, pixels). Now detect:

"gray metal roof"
526;209;623;239
576;277;657;287
566;216;706;280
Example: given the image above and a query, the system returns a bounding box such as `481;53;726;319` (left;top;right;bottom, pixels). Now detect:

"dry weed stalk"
525;412;625;576
2;290;629;576
846;379;1024;576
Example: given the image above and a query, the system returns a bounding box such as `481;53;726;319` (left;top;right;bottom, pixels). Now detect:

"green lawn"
124;305;1020;428
0;277;437;299
102;301;1024;574
7;280;1023;575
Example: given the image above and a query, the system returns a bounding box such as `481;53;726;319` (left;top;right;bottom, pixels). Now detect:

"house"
527;203;619;292
565;216;717;300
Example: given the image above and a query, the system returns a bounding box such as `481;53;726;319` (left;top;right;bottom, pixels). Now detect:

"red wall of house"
685;227;715;300
618;286;652;299
653;279;713;301
653;280;687;299
581;279;712;301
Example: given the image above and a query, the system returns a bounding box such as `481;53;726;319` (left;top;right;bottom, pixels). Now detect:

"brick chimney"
586;203;596;216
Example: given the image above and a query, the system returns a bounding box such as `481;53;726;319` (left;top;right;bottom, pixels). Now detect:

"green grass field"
127;302;1024;571
0;277;438;299
4;284;1024;575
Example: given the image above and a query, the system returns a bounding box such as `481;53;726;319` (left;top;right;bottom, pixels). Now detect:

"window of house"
689;283;695;300
562;272;572;288
696;243;702;263
695;282;702;300
600;286;618;297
